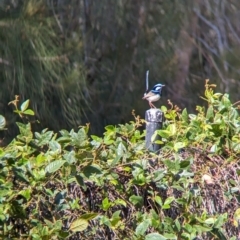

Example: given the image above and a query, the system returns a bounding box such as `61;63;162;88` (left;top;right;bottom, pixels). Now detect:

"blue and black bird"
142;83;165;108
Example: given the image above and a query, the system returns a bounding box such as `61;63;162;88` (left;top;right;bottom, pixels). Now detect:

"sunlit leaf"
233;208;240;227
181;108;188;123
19;188;31;201
0;115;6;129
145;233;167;240
155;196;163;207
174;142;186;152
23;109;35;115
20;99;30;112
45;160;66;173
136;219;151;236
70;218;88;232
204;217;215;225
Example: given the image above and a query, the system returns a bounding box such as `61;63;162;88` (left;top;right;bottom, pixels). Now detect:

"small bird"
142;83;165;108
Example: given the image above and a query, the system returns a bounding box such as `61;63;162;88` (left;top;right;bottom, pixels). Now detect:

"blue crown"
151;83;165;95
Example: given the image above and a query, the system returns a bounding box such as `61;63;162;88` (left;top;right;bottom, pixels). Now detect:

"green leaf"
19;188;31;201
32;234;41;240
233;208;240;227
13;167;29;183
63;151;76;164
36;153;47;166
45;160;66;173
80;213;98;221
168;124;177;136
163;233;177;239
154;196;163;207
145;233;167;240
70;218;88;232
181;108;188;122
175;219;181;231
75;174;86;190
210;144;218;153
164;197;175;204
174;142;185;152
136;219;151;236
23;109;35;115
183;223;192;233
91;135;102;142
178;170;194;177
193;224;212;232
0;115;6;130
16;122;33;141
83;165;102;178
117;142;126;157
110;155;121;167
111;211;121;228
49;140;61;152
0;189;11;198
129;195;143;206
105;125;115;132
20;99;30;112
204;217;215;225
114;199;127;207
157;130;171;138
153;169;166;182
221;94;231;108
180;160;190;168
102;197;111;211
206;105;214;120
214;213;227;229
162;196;174;209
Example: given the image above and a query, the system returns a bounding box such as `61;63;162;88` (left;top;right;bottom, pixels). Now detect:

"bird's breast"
147;94;160;102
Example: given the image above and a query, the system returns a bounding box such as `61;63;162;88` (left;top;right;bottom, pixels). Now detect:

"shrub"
0;81;240;239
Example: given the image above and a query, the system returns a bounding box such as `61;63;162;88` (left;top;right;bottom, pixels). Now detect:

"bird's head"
151;83;165;95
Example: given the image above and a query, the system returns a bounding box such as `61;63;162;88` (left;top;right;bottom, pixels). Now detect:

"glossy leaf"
20;99;30;112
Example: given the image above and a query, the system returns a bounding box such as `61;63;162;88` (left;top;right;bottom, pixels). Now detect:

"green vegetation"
0;82;240;239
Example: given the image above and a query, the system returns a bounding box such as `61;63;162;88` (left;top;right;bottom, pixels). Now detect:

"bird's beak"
162;85;165;87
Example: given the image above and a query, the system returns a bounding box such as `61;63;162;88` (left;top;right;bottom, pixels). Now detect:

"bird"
142;83;165;108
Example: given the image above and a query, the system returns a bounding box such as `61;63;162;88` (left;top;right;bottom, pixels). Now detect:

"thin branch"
195;36;218;56
208;54;227;85
194;8;224;55
224;16;240;44
213;0;228;51
50;0;64;34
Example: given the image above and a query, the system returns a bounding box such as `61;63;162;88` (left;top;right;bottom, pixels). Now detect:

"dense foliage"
0;82;240;239
2;0;240;141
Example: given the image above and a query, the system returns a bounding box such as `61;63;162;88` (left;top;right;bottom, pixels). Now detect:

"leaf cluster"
0;82;240;239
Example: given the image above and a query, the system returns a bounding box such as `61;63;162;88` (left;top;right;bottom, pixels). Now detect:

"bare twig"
194;8;224;55
195;36;218;56
50;0;64;34
224;16;240;44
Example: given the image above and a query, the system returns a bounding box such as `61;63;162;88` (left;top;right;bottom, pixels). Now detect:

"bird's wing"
142;91;155;99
